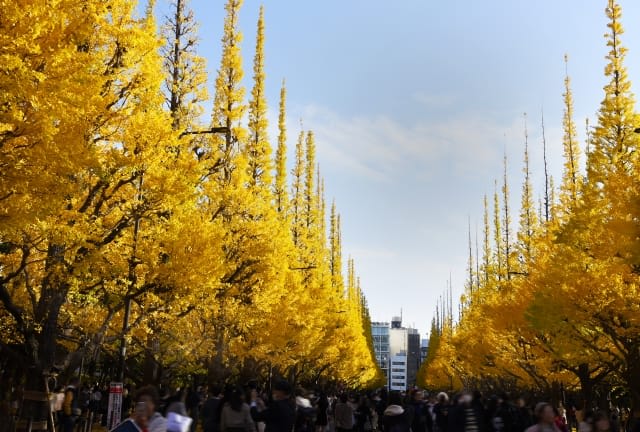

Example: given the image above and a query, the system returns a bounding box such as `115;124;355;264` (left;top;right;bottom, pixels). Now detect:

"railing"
15;391;52;432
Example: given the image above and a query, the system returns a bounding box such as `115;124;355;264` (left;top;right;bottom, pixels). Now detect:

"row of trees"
0;0;383;394
418;0;640;413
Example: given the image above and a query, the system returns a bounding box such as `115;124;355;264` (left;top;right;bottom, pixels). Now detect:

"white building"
371;316;421;391
389;354;408;391
389;317;407;356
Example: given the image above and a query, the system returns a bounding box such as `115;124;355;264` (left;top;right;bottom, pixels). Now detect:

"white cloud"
347;246;398;261
285;104;531;184
263;102;572;334
412;91;458;109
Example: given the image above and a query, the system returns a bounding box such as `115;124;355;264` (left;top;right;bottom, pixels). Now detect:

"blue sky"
155;1;640;336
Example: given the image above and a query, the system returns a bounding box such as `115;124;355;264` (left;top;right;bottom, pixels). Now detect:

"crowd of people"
24;381;640;432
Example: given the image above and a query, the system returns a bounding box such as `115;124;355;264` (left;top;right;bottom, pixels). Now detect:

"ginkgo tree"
0;0;382;394
420;0;640;413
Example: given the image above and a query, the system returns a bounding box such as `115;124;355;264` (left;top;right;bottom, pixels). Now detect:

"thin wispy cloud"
248;0;627;333
291;104;533;184
411;92;458;109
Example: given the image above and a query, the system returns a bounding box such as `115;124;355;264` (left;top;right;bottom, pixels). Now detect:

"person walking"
354;396;373;432
578;411;595;432
202;385;223;432
53;386;65;428
316;393;330;432
221;387;255;432
295;392;316;432
525;403;561;432
334;394;355;432
382;392;411;432
514;398;533;432
409;390;431;432
187;388;202;432
250;380;296;432
594;412;612;432
132;386;167;432
166;390;188;417
61;378;80;432
448;392;483;432
493;394;518;432
434;393;450;432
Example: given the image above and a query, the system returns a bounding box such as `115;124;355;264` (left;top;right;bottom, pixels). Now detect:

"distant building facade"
420;338;429;363
371;317;421;391
371;322;390;380
407;329;421;387
389;355;407;390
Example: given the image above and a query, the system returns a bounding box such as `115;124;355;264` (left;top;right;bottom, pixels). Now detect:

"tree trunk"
577;363;594;410
142;335;159;386
25;244;69;391
625;355;640;419
31;287;67;389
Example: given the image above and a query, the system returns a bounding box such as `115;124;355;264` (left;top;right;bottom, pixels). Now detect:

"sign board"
111;419;141;432
107;382;124;431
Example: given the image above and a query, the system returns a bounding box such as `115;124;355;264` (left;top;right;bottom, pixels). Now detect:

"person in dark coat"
186;387;202;432
409;390;432;432
514;398;533;432
334;394;354;432
382;392;411;432
202;385;223;432
448;393;484;432
250;380;296;432
315;393;329;432
434;393;451;432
